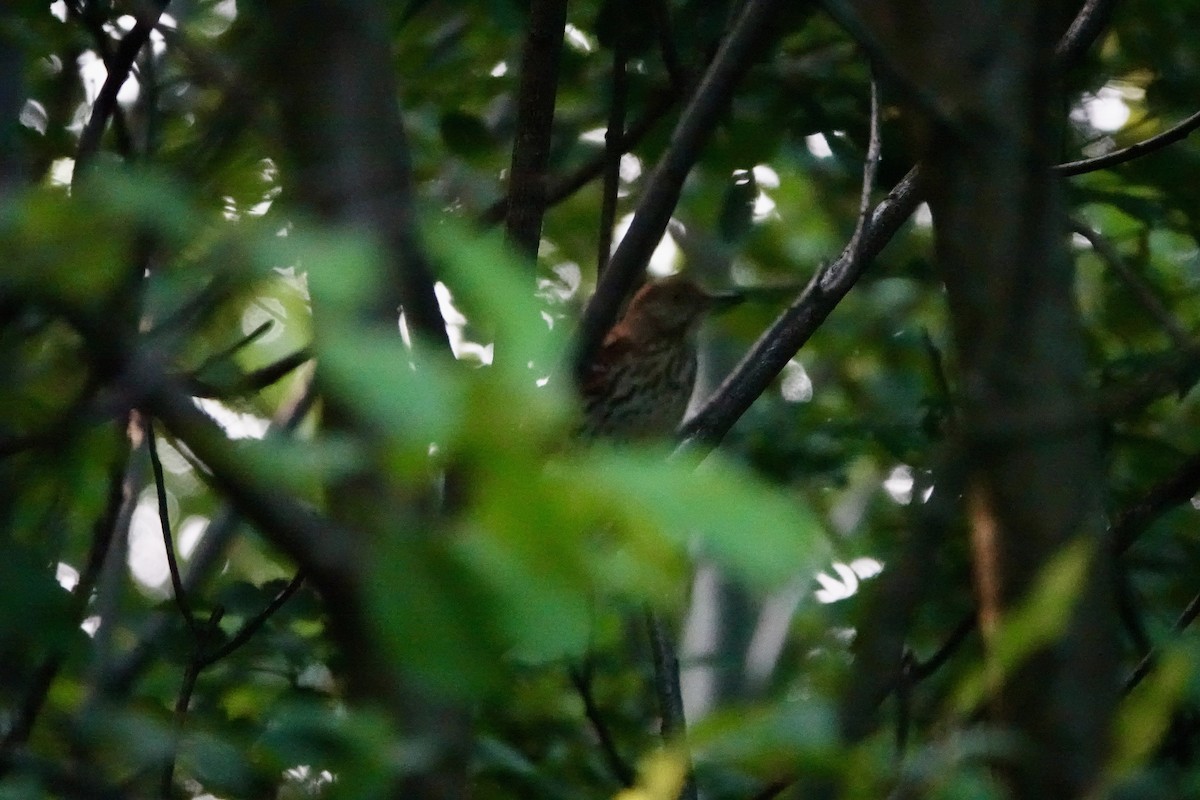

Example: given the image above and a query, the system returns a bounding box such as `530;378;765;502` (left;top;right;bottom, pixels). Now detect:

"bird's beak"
706;289;745;313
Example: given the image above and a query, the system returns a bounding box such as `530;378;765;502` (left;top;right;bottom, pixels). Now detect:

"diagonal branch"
597;10;631;276
482;90;677;226
1053;0;1118;66
199;572;306;668
677;0;1120;454
75;1;170;173
572;0;788;385
678;166;924;451
1111;450;1200;556
145;418;200;637
1055;108;1200;177
1070;219;1193;350
847;75;883;266
568;663;636;787
1124;588;1200;693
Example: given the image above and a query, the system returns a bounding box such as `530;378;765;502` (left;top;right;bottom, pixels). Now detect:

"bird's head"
621;275;742;339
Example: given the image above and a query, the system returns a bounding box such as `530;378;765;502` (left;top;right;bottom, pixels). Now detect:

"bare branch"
505;0;569;257
199;572;305;668
75;1;170;174
1056;108;1200;177
644;607;697;800
1071;218;1193;351
145;418;200;637
653;0;689;95
568;663;636;787
847;74;883;265
1053;0;1119;65
573;0;788;385
482;91;677;226
1112;450;1200;556
597;18;630;276
1124;588;1200;694
678;166;924;452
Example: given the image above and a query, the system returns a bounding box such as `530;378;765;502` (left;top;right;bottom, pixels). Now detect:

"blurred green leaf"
557;448;830;591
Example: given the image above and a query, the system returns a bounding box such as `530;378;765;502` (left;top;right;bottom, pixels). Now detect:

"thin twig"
568;663;636;787
1124;589;1200;694
1111;450;1200;555
644;607;697;800
847;74;883;265
910;613;975;681
145;418;200;637
653;0;689;95
188;347;313;398
597;13;630;276
482;91;677;226
1055;108;1200;177
1070;219;1193;350
199;572;305;668
190;320;275;376
161;606;223;798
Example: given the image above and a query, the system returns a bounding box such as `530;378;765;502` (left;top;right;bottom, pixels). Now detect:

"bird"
580;275;741;440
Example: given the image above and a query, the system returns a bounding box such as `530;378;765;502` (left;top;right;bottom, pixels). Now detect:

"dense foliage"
3;1;1200;798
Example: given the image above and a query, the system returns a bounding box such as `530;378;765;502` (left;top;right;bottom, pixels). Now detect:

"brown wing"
579;329;636;437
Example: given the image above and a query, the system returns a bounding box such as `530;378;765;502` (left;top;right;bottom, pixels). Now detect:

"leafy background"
3;1;1200;798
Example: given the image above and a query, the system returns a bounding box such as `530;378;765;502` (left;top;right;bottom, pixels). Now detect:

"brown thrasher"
581;275;740;440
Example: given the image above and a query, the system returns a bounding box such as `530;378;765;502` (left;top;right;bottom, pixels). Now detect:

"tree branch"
504;0;569;258
597;13;630;276
145;418;200;637
482;90;677;226
678;166;924;452
1124;588;1200;694
644;607;697;800
75;1;170;173
1070;219;1193;350
1055;108;1200;177
572;0;788;385
199;572;305;668
1053;0;1119;66
1112;450;1200;556
678;0;1119;453
568;663;636;787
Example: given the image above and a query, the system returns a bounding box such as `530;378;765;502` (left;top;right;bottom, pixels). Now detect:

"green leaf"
556;448;829;590
1106;648;1191;780
953;538;1093;713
